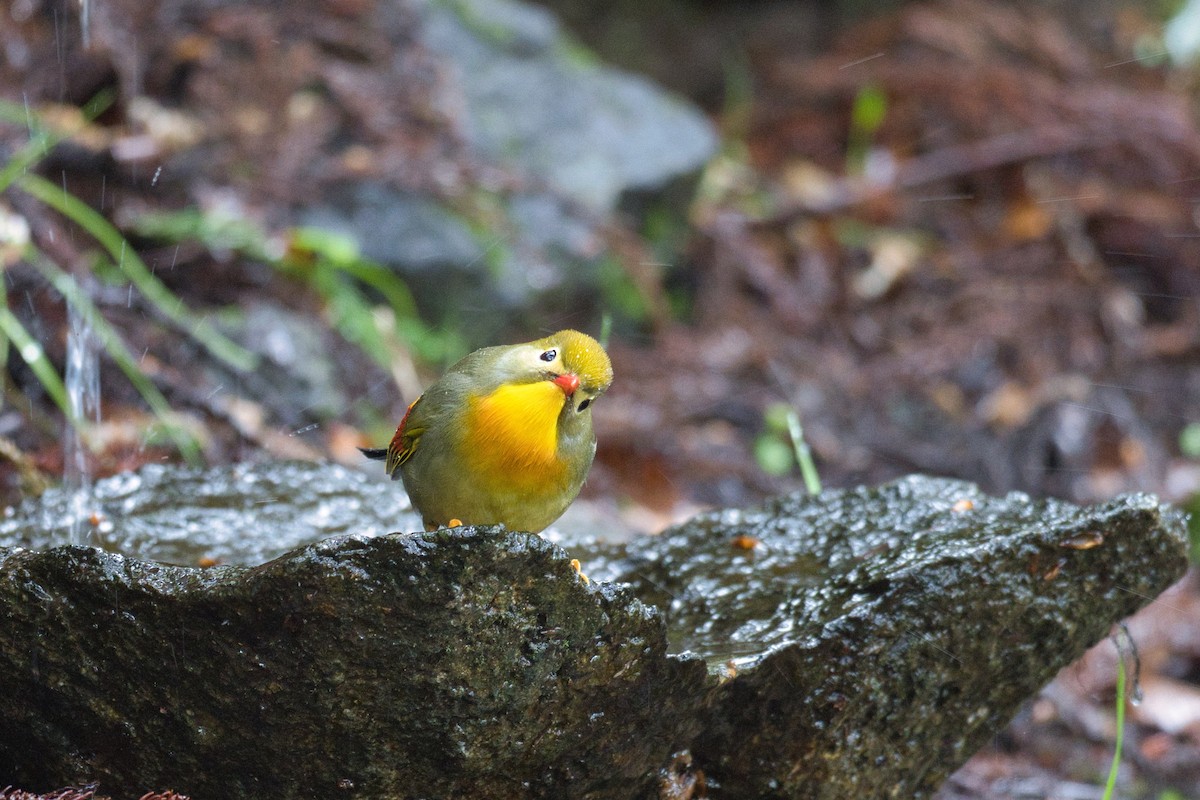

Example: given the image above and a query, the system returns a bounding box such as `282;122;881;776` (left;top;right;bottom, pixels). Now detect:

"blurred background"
2;0;1200;797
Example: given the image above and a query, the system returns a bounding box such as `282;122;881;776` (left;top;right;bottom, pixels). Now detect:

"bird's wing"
385;397;424;477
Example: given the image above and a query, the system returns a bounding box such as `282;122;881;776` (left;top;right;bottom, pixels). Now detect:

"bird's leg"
569;558;590;585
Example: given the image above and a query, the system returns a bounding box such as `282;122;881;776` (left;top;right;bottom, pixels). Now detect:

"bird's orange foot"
447;518;463;528
569;558;590;585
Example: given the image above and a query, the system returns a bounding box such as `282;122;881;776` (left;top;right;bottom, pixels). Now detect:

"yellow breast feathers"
461;381;569;491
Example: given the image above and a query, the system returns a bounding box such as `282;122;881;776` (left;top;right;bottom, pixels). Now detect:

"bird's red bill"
552;373;580;396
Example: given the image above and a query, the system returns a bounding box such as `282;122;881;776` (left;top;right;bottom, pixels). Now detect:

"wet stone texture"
0;466;1189;799
616;477;1190;798
0;528;706;798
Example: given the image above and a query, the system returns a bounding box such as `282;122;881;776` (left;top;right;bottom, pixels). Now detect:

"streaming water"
62;295;100;545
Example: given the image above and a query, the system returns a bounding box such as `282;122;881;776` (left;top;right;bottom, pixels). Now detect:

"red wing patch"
385;397;423;477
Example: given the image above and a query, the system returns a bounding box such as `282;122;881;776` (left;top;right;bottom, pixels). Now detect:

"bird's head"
502;329;613;414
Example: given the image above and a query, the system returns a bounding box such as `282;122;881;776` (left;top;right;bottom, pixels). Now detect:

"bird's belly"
401;381;590;532
405;457;575;533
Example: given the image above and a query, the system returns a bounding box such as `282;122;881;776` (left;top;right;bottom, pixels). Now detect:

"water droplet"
19;341;42;362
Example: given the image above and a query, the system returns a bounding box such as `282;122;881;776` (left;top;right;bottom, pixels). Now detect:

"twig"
761;123;1116;224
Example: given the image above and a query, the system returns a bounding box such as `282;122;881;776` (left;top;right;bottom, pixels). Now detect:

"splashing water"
63;296;100;544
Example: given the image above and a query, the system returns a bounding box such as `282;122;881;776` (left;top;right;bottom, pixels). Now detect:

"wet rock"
212;302;348;425
301;186;481;278
298;0;718;336
615;476;1189;798
417;0;717;211
0;468;1187;799
0;461;419;566
0;528;707;797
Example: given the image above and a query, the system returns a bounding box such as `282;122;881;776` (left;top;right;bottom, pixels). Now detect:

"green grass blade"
31;254;203;464
0;97;62;193
0;128;57;194
0;270;7;401
331;259;462;364
0;91;114;128
287;228;462;364
0;92;115;193
133;211;465;371
133;208;273;262
311;264;398;373
0;301;72;419
1102;647;1127;800
787;409;822;495
16;172;258;373
332;258;421;320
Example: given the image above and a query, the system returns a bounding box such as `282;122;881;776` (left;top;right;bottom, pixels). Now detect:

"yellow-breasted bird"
361;329;613;534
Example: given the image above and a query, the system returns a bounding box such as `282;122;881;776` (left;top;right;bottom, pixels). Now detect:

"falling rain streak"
79;0;91;47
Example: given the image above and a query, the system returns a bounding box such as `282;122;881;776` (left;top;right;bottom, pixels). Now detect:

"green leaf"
847;82;888;175
851;83;888;137
1180;422;1200;459
754;434;794;477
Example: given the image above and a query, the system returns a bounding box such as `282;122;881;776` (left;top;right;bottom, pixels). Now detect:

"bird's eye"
578;399;591;411
539;349;557;362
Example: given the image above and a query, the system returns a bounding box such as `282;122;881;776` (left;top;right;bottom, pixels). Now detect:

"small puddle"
1;461;420;566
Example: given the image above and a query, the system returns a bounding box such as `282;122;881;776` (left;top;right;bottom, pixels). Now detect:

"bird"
360;329;613;538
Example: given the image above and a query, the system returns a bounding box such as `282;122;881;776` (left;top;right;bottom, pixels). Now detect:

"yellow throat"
462;380;569;492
